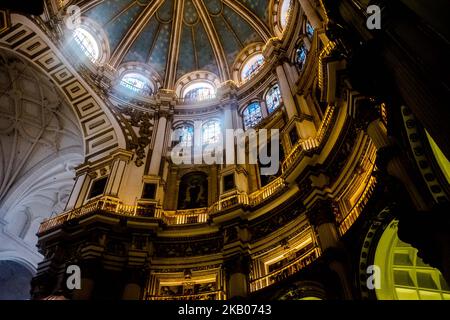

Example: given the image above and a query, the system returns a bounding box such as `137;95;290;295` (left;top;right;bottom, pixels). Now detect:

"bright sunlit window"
241;54;264;82
120;73;153;96
280;0;292;30
183;82;216;102
173;124;194;147
243;102;263;130
202;120;221;145
73;27;99;62
266;84;282;114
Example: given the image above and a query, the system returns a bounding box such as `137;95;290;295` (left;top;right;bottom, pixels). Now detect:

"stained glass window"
266;84;282;114
295;44;308;70
202;120;221;145
120;73;153;96
241;54;264;82
243;102;263;130
306;22;314;39
73;28;99;62
174;124;194;147
183;82;215;102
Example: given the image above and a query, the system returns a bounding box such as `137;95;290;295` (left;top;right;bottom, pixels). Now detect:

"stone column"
65;172;87;211
104;150;133;197
225;255;250;299
149;114;169;176
71;260;97;300
307;200;353;299
358;103;429;211
276;61;298;119
122;269;144;300
298;0;322;29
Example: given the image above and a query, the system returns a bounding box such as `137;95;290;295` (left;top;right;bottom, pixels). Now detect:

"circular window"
72;27;100;63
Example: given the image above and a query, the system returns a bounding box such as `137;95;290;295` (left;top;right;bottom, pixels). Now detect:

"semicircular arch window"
120;73;153;96
202;120;221;145
374;219;450;300
241;54;264;83
243;102;263;130
266;84;282;114
183;82;216;102
73;27;100;63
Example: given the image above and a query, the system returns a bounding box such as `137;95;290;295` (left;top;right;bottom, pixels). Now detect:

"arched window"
120;73;153;96
173;124;194;147
241;54;264;82
280;0;292;30
202;120;221;145
374;219;450;300
266;84;282;114
243;102;263;130
73;27;99;62
183;82;216;102
295;44;308;70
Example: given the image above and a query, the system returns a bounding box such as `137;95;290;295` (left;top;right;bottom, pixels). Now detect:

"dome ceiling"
82;0;274;88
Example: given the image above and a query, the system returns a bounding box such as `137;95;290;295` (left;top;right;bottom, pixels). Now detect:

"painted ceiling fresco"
83;0;273;85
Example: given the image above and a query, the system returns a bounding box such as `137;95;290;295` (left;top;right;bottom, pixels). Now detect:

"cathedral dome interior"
0;0;449;302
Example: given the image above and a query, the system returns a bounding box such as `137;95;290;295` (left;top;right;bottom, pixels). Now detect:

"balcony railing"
147;290;224;301
248;177;286;206
249;247;321;292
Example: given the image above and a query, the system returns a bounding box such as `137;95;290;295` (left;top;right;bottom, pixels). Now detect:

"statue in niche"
178;172;208;209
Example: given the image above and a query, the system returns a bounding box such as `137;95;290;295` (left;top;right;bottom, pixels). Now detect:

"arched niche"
177;172;208;210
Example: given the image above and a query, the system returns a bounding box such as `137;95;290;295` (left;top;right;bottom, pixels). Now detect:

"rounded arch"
231;43;265;85
175;71;220;99
115;61;162;94
274;280;328;300
359;211;450;300
65;16;111;65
